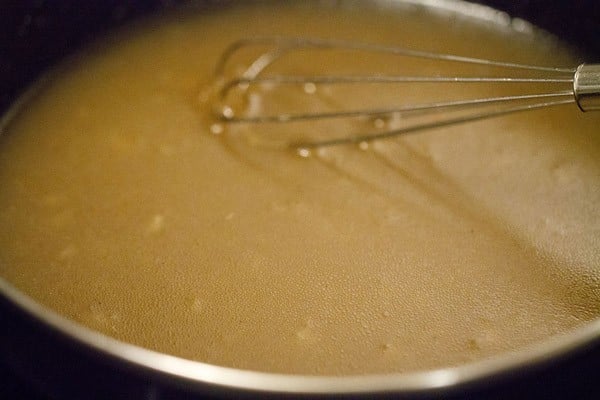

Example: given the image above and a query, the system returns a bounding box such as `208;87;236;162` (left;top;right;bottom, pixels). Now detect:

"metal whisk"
212;37;600;149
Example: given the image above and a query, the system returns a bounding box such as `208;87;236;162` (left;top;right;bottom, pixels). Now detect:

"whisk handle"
574;64;600;111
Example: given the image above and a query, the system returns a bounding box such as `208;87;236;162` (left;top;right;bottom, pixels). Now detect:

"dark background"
1;1;599;399
1;0;599;114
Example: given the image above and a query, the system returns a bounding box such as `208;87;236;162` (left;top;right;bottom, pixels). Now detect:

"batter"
0;1;599;375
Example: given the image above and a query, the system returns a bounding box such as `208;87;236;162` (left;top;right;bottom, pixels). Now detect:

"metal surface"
574;64;600;111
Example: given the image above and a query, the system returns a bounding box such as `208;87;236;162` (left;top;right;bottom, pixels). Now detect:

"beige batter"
0;2;599;375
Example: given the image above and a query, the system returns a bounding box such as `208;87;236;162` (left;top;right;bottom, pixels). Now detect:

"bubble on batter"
358;141;370;151
296;319;316;341
373;117;387;129
210;123;224;135
221;106;235;119
296;147;312;158
191;298;204;312
303;82;317;94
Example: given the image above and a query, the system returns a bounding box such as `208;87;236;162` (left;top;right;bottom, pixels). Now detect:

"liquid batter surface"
0;1;599;375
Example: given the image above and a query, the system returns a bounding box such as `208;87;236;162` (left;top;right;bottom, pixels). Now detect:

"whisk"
212;37;600;149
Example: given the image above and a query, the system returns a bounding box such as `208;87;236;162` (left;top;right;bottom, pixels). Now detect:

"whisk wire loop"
212;37;599;148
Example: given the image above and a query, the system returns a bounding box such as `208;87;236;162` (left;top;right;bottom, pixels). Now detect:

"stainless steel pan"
1;1;599;398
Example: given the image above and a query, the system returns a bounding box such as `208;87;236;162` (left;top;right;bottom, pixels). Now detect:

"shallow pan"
1;1;599;398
